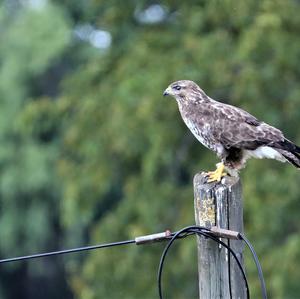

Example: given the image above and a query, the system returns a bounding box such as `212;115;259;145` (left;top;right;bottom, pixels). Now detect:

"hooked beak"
163;86;171;96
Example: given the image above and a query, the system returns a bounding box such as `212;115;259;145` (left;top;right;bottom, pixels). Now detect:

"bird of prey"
163;80;300;182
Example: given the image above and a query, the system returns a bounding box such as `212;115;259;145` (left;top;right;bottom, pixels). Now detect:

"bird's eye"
173;85;181;91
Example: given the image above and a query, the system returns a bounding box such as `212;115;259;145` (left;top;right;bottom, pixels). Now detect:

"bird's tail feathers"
285;139;300;161
274;138;299;152
275;139;300;168
280;151;300;168
295;144;300;156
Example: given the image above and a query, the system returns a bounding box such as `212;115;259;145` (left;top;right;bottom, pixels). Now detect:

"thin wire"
0;239;135;264
157;227;195;299
190;229;249;299
198;230;250;299
157;226;250;299
0;225;265;299
226;195;233;299
239;233;268;299
0;232;190;265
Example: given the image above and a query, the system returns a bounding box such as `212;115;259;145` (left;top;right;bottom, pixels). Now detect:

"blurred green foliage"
0;0;300;298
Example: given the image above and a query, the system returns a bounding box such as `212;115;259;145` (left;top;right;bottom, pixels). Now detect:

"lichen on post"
194;172;246;299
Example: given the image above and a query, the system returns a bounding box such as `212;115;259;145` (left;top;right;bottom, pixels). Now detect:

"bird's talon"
206;172;227;182
205;163;227;183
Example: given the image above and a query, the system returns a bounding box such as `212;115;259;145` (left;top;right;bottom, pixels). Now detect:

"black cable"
189;228;249;299
0;231;191;265
226;195;233;299
0;225;265;299
157;226;209;299
239;233;268;299
0;239;135;264
198;230;250;299
157;226;250;299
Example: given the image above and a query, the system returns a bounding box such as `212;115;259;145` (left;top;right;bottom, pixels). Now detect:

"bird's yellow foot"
206;163;227;183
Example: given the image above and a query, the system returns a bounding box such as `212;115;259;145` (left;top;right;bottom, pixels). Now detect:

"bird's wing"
210;102;284;150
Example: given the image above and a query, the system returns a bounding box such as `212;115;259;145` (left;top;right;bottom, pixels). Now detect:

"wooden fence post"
193;172;246;298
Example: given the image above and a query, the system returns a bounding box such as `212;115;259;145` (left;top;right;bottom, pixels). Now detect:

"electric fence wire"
0;239;136;264
0;225;267;299
239;233;267;299
157;225;250;299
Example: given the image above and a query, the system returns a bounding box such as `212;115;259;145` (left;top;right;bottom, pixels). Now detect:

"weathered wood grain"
194;173;246;299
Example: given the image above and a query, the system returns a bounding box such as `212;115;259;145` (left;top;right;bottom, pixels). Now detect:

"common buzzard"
164;80;300;182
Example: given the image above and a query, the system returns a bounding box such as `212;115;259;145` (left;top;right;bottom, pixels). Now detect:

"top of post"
193;172;240;191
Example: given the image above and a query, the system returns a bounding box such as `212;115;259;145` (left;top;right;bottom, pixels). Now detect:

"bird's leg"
206;162;227;183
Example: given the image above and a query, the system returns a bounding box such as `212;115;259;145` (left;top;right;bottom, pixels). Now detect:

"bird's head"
163;80;207;104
